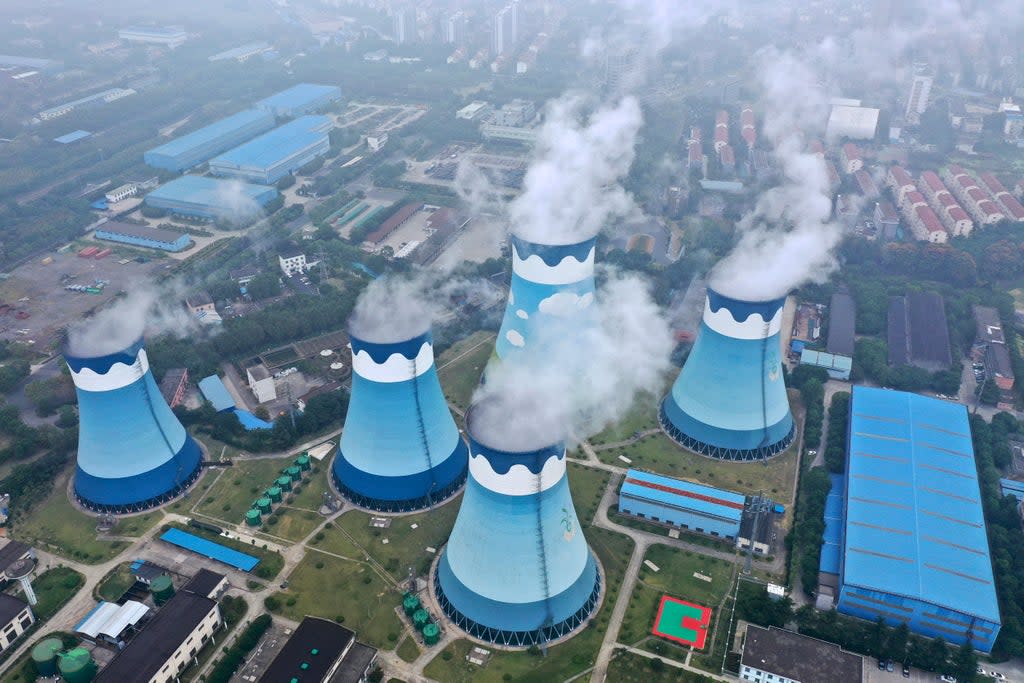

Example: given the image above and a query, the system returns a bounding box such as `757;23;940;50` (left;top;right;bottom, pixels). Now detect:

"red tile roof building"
854;170;879;198
839;143;863;174
886;166;916;204
919;170;974;236
740;105;756;149
714;110;729;152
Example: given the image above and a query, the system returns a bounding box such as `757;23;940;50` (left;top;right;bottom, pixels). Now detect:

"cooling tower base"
659;400;795;462
331;466;467;514
73;439;203;513
433;552;602;647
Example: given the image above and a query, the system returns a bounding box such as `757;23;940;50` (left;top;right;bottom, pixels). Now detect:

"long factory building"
144;109;276;172
255;83;342;118
144;175;278;221
618;469;745;539
834;387;1000;652
208;115;332;184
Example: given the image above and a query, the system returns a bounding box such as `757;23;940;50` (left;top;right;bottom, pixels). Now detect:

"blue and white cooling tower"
66;339;203;512
435;410;600;646
332;327;468;512
495;234;596;359
660;288;794;461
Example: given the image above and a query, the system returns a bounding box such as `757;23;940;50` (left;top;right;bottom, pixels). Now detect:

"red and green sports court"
651;595;712;649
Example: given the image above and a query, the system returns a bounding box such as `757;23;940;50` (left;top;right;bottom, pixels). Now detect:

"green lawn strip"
423;527;635;683
567;463;610;526
287;465;331;511
310;521;365;559
588;397;662;446
95;563;137;602
262;506;323;542
13;473;130;564
163;522;284;581
396;634;421;662
436;332;494;412
27;567;84;620
606;650;717;682
195;457;297;522
267;551;404;650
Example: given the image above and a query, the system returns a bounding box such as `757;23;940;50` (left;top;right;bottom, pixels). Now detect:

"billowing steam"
67;283;197;357
213;179;267;225
470;270;674;451
709;50;840;301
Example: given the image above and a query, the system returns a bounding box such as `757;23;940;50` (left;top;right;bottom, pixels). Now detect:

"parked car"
902;663;911;678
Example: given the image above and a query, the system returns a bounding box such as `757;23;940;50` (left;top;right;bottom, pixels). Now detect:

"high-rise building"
492;2;519;56
393;7;415;46
905;64;933;123
445;11;466;46
604;46;644;96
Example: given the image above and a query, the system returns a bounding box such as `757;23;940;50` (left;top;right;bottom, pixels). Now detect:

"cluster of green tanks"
246;453;312;527
402;592;440;645
32;639;97;682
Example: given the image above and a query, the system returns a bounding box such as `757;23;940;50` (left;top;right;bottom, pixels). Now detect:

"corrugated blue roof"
844;387;998;623
55;130;91;144
801;348;853;370
620;469;744;522
256;83;340;112
146;175;276;206
146;109;274;159
198;375;235;412
1000;478;1024;501
159;528;259;571
209;115;331;169
820;473;844;575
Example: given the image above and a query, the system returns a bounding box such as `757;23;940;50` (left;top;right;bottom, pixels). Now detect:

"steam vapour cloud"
67;283;197;357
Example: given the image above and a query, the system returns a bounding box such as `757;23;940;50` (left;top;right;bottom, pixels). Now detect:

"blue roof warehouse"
144;109;276;172
837;386;1000;652
94;221;191;252
208;115;332;185
618;469;746;539
144;175;278;221
255;83;341;118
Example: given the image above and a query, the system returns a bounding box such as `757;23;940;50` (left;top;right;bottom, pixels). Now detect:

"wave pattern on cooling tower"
332;330;468;512
435;426;600;646
495;235;596;359
66;339;202;512
660;288;794;461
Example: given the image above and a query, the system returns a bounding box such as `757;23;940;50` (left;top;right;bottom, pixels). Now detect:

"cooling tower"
332;327;468;511
660;288;794;461
435;408;600;646
66;339;202;512
495;234;596;359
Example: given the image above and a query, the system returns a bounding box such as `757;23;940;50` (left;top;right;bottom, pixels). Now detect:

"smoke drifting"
709;50;840;301
213;179;267;225
470;270;674;451
67;283;197;357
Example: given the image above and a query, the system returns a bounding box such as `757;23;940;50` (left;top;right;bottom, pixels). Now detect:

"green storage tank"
276;476;292;491
285;465;301;482
295;454;311;471
151;574;176;605
402;593;421;616
58;647;97;683
422;622;440;645
245;509;262;527
412;609;430;630
257;497;272;514
267;486;283;502
31;637;63;677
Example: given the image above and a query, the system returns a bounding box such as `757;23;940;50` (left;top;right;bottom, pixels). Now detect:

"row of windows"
622;510;736;538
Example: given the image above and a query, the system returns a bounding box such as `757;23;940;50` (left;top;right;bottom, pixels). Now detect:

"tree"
246;273;282;301
0;359;29;393
952;642;977;683
982;240;1024;281
884;622;910;663
918;99;955;153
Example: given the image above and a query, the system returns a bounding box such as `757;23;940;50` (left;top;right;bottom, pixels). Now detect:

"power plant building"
95;221;191;252
143;109;276;172
255;83;342;118
436;407;600;646
495;235;596;359
144;175;278;221
332;327;468;511
618;469;744;539
836;387;1000;652
208;115;332;184
66;338;203;512
0;593;33;654
661;289;794;460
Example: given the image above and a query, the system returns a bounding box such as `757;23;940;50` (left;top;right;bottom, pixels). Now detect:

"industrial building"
144;109;276;172
364;202;423;246
333;325;468;511
94;588;222;682
95;221;191;252
0;594;33;653
118;25;188;48
825;105;880;140
208;115;332;184
75;600;150;647
618;469;745;539
255;83;342;118
436;405;600;646
257;617;377;683
740;625;864;683
799;349;852;380
65;338;203;512
37;87;136;121
661;289;794;461
159;368;188;409
495;234;596;360
246;364;276;404
974;306;1015;407
887;292;952;370
144;175;278;221
836;387;1000;652
827;291;856;358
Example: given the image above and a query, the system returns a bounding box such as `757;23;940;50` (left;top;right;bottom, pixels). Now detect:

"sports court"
651;595;712;649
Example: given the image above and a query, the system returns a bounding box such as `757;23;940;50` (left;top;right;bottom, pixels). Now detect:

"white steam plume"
470;270;674;450
67;282;198;357
709;50;841;301
213;179;266;225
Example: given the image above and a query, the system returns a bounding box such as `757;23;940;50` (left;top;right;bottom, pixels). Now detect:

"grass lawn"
95;563;136;602
396;634;421;662
165;522;284;581
606;651;713;682
568;463;610;527
423;527;635;683
588;394;663;446
436;332;494;412
268;551;404;650
13;470;161;564
288;465;331;511
618;544;736;647
194;456;312;525
262;506;323;542
29;567;85;620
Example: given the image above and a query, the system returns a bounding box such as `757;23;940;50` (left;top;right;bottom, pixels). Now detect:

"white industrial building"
105;183;139;204
247;364;277;404
826;105;880;140
0;594;33;653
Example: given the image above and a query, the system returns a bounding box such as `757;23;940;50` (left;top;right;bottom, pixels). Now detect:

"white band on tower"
702;299;783;340
68;349;149;392
468;452;566;496
351;341;434;383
